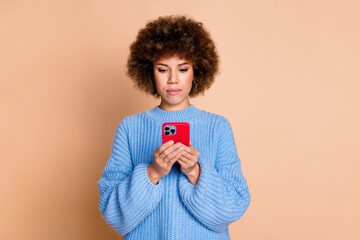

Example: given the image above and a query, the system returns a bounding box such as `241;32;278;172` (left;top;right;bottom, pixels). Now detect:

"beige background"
1;0;359;239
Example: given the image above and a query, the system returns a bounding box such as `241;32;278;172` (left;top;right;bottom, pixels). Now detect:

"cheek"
154;80;163;92
153;73;164;88
154;79;170;96
186;79;193;89
184;73;194;89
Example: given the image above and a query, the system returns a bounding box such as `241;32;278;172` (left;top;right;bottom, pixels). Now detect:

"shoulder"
192;108;234;140
122;111;146;122
115;110;149;131
198;108;232;129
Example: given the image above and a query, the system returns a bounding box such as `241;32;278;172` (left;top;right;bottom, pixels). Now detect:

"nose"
168;70;178;84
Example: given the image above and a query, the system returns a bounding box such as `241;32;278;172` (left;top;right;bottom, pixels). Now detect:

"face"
153;55;194;111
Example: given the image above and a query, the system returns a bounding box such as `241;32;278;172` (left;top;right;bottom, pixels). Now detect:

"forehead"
155;54;192;65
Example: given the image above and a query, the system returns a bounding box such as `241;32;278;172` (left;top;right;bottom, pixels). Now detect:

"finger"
169;151;183;165
160;142;183;159
181;144;195;154
177;158;186;166
159;142;181;158
179;154;198;166
177;157;194;168
189;141;196;150
158;140;175;154
178;156;191;165
163;144;184;163
180;150;194;161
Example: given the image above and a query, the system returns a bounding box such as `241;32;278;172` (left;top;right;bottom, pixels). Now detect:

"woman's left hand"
178;141;201;185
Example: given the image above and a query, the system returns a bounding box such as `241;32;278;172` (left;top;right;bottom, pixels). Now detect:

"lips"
166;89;181;95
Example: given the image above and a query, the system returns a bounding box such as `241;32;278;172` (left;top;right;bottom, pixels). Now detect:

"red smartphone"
162;122;190;146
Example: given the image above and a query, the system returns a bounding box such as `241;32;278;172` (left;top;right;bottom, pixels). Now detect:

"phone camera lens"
165;127;170;131
165;132;169;135
170;129;175;134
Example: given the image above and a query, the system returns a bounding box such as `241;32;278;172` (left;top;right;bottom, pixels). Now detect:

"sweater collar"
146;104;203;123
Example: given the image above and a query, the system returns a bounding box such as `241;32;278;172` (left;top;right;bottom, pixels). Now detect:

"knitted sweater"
97;105;250;240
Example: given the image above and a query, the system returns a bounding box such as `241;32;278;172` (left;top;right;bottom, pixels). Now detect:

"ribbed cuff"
131;163;164;201
178;158;231;232
178;158;213;207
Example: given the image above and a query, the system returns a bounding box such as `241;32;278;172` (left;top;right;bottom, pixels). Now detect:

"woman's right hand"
147;140;184;184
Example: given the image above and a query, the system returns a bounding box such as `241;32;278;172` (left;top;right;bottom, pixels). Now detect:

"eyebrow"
156;62;190;67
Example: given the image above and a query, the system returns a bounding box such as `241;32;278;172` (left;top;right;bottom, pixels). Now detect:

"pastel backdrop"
1;0;359;239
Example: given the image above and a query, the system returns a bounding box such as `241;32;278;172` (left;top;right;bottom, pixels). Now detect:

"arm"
97;119;164;235
178;118;251;232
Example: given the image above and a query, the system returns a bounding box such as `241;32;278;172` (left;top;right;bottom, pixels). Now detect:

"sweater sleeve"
178;117;250;232
97;119;164;235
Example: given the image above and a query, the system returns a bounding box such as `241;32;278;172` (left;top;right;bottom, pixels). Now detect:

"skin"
147;55;201;185
153;54;193;111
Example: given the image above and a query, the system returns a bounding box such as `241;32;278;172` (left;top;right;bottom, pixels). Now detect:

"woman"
98;15;250;240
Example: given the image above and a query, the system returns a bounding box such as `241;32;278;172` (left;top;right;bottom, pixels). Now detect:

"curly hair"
126;15;219;97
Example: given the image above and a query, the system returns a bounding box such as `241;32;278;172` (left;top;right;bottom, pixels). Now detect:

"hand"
177;141;200;184
147;140;184;184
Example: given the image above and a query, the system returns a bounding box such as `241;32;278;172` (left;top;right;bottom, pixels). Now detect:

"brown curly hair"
126;15;219;97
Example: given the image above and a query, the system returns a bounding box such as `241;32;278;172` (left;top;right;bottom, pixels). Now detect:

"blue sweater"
98;105;250;239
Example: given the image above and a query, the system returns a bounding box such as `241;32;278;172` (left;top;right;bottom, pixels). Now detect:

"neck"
159;98;190;111
146;104;203;123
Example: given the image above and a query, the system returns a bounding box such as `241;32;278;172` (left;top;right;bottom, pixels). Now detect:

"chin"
166;100;182;106
163;97;186;106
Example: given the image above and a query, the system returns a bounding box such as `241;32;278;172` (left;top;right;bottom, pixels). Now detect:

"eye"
179;68;188;72
157;68;167;73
